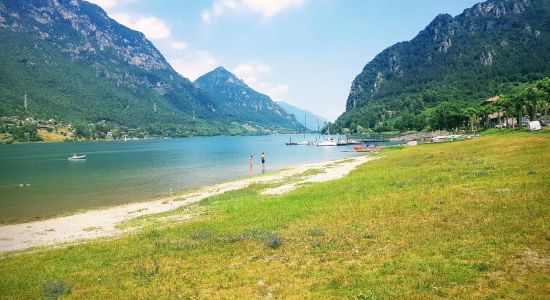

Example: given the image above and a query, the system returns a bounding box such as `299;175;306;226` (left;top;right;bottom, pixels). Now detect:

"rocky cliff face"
345;0;550;111
195;67;303;131
0;0;178;88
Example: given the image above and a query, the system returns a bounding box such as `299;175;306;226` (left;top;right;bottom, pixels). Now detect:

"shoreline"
0;155;374;254
0;132;316;145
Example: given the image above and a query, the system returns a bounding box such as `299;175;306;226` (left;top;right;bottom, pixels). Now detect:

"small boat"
431;135;456;143
68;154;86;160
286;137;298;145
347;139;363;145
353;145;381;152
286;137;311;145
336;139;348;146
317;137;337;146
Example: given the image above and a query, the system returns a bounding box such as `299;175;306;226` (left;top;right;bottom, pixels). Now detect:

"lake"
0;134;389;224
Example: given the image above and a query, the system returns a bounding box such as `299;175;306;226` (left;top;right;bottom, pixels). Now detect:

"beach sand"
0;155;374;253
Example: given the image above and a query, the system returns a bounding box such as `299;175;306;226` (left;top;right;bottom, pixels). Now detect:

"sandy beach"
0;155;374;253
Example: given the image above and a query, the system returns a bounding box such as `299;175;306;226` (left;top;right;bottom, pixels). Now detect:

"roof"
483;95;501;105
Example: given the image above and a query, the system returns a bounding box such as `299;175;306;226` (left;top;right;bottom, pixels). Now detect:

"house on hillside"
482;95;517;128
37;124;55;131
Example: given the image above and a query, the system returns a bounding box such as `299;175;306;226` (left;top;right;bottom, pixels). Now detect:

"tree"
462;106;480;132
536;79;550;120
428;102;469;130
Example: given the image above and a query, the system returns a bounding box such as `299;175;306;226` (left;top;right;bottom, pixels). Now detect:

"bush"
265;234;283;249
43;280;71;299
135;260;160;280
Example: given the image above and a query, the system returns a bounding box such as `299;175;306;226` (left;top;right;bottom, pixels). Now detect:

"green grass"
480;127;549;136
0;132;548;298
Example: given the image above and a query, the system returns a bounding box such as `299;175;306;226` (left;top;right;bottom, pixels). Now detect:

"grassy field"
36;129;69;143
0;131;548;299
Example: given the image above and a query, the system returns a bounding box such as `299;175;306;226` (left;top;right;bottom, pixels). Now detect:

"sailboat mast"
316;119;320;141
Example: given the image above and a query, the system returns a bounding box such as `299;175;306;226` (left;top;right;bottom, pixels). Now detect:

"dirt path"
0;155;372;253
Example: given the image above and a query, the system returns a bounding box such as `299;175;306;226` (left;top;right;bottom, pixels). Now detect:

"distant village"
0;116;70;144
0;115;143;144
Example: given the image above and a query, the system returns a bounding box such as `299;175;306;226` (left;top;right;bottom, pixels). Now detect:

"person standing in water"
248;155;254;170
261;152;266;174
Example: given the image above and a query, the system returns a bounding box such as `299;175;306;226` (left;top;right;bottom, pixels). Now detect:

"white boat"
68;154;86;160
317;137;337;146
347;139;363;145
431;135;448;143
336;139;348;146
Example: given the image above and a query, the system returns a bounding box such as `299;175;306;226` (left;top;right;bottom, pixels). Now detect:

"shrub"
265;234;283;249
43;280;71;299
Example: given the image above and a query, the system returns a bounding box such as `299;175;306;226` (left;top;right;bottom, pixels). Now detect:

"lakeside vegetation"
0;130;548;298
329;77;550;134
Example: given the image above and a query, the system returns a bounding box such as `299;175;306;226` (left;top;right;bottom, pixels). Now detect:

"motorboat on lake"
317;137;337;146
68;154;86;160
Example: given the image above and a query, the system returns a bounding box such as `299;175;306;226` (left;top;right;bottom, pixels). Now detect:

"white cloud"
110;12;171;40
202;0;307;23
169;51;218;81
242;0;307;17
262;84;288;100
233;62;270;77
170;41;188;50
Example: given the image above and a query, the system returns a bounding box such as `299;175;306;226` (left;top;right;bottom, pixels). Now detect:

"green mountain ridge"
0;0;297;138
335;0;550;132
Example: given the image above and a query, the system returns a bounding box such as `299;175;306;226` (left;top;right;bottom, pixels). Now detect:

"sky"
86;0;481;121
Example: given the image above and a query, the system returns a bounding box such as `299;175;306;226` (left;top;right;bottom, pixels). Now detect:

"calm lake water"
0;134;383;224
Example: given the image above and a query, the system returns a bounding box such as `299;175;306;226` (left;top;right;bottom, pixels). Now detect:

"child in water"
261;152;265;166
248;155;254;169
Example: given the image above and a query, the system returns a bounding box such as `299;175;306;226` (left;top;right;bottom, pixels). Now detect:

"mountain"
336;0;550;132
194;67;304;133
276;101;329;131
0;0;288;137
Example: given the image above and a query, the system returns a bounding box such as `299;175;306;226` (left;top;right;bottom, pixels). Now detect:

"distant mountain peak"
197;66;247;88
213;66;229;73
431;13;454;23
276;102;329;131
466;0;531;18
194;67;303;131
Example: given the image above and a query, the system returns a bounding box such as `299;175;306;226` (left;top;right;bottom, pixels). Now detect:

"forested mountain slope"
335;0;550;132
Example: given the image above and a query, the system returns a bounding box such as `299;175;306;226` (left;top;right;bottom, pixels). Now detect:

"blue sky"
87;0;481;120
